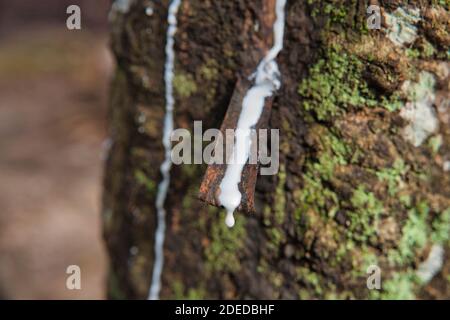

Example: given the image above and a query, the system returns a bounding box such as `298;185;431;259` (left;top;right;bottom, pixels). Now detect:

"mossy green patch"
315;131;350;177
375;159;409;196
295;174;338;219
205;215;246;273
406;48;421;59
389;203;429;265
380;92;404;112
274;166;287;225
264;166;288;252
428;135;443;154
296;266;323;297
297;265;349;299
360;247;379;271
347;186;384;242
307;0;361;31
171;280;206;300
173;73;198;98
199;59;220;102
371;271;419;300
298;49;376;121
431;207;450;244
134;169;156;193
294;127;350;222
199;59;219;81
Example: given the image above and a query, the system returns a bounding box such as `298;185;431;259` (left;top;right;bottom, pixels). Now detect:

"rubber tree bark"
103;0;450;299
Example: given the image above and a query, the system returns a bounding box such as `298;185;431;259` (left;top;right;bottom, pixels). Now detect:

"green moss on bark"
298;49;376;121
205;216;247;273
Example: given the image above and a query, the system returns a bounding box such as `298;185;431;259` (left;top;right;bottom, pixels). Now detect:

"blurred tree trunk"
102;0;450;299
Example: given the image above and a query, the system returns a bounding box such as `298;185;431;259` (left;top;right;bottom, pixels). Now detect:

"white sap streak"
148;0;181;300
218;0;287;228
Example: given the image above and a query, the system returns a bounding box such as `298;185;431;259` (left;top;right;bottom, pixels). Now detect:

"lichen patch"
400;71;438;147
384;7;421;47
416;244;444;284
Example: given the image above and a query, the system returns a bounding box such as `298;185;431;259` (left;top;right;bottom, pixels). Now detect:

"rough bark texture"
103;0;450;299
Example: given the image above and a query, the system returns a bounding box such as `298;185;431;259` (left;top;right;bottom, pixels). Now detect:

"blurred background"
0;0;112;298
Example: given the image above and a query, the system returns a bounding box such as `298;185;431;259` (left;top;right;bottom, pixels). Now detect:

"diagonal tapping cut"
199;0;287;227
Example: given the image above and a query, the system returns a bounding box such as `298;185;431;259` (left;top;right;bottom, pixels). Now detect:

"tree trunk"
103;0;450;299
